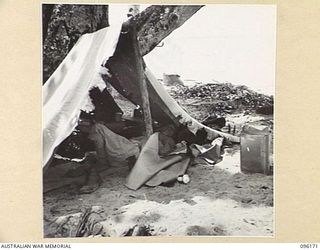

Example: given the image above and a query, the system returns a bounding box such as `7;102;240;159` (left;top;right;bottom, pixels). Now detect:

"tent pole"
132;23;153;138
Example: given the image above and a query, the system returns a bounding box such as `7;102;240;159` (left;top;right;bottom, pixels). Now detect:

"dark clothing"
89;87;123;123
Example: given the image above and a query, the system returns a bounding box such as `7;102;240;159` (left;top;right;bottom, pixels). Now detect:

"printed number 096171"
300;244;318;248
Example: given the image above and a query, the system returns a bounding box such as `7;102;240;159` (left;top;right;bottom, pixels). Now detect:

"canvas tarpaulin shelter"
99;29;239;142
43;24;123;166
42;20;239;167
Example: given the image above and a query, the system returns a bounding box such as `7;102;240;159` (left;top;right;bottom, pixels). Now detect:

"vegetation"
42;4;109;83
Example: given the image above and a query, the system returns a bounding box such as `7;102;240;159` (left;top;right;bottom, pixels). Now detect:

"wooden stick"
131;23;153;138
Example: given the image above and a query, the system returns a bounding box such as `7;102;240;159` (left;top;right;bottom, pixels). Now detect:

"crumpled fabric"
125;133;187;190
125;133;224;190
88;122;140;168
191;137;224;164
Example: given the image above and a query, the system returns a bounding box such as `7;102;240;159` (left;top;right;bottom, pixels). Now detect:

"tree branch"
124;5;204;56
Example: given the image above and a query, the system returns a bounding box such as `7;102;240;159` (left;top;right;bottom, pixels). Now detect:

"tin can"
240;124;271;175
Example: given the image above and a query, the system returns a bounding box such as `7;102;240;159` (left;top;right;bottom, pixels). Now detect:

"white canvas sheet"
145;68;240;143
42;24;122;167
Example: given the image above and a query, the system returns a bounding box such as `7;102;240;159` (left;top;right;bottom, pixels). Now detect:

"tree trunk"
42;4;109;83
42;4;55;43
127;5;204;56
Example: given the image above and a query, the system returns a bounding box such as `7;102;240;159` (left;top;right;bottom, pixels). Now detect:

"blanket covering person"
88;122;140;168
125;130;224;190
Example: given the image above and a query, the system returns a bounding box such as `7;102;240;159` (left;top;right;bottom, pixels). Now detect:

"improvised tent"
42;16;239;168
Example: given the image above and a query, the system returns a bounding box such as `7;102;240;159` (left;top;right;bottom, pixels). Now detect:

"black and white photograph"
42;4;276;238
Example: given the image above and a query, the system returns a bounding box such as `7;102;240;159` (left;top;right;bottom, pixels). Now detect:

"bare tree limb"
125;5;204;56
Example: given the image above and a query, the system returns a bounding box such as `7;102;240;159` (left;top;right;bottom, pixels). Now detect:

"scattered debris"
168;82;273;116
123;225;154;236
241;198;253;204
183;198;197;206
75;206;105;237
186;225;226;236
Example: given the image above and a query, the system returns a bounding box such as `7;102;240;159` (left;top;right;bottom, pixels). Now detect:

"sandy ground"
43;92;274;238
44;144;273;237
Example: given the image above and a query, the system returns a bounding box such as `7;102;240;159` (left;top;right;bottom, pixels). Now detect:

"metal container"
240;125;271;175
